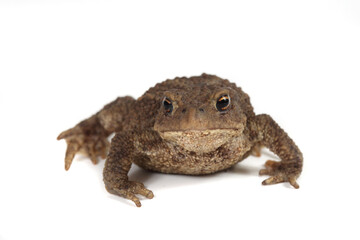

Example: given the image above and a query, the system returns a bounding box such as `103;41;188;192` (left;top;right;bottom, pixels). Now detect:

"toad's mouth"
158;129;241;153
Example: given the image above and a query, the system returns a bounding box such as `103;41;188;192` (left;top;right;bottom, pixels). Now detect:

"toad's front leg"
252;114;303;188
103;131;154;207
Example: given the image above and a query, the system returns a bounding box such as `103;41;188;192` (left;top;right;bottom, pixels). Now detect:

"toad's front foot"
105;181;154;207
259;160;301;189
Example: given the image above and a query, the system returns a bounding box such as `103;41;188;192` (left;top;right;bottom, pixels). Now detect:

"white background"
1;1;359;239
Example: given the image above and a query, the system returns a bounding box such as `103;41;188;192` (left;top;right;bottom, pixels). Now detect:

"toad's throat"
159;129;241;153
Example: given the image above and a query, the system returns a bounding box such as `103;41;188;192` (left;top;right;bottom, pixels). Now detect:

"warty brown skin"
58;73;303;207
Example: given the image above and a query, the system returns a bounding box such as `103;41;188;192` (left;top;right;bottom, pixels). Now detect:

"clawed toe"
262;176;285;185
289;178;299;189
106;181;154;207
259;169;269;176
131;182;154;200
259;160;280;176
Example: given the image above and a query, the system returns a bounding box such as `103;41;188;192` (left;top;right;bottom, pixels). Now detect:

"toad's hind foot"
105;181;154;207
57;127;109;170
259;160;300;189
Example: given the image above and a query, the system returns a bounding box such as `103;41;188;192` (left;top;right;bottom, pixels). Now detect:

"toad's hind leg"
57;96;136;170
103;131;153;207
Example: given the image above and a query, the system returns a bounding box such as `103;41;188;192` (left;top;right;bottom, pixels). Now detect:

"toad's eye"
163;97;173;114
216;95;230;112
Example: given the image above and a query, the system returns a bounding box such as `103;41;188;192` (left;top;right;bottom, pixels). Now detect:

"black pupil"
216;95;230;111
163;98;173;113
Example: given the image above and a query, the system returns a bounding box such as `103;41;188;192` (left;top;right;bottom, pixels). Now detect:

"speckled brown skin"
58;73;303;207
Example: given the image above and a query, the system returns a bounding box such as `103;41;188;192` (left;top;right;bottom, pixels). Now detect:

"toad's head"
153;76;253;153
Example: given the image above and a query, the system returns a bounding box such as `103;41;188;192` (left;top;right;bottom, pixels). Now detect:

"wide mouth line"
159;128;239;133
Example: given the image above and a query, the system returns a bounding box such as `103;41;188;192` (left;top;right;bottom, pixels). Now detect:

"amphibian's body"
58;74;303;207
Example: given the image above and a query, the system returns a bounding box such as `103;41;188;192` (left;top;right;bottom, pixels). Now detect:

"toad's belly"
132;137;252;175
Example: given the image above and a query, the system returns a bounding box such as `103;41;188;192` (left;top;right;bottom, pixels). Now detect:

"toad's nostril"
182;108;186;113
199;108;204;112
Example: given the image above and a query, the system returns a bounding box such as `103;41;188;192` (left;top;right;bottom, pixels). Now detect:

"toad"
57;74;303;207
